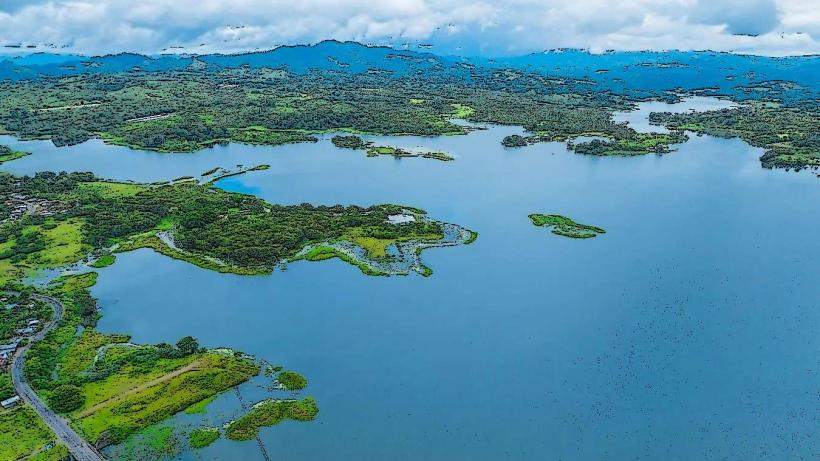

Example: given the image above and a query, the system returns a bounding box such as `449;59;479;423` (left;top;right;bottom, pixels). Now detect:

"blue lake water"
2;101;819;460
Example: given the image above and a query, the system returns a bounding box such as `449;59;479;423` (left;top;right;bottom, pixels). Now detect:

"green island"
569;132;689;156
0;170;473;459
225;397;319;441
0;145;31;164
529;214;606;239
332;135;453;161
277;370;308;390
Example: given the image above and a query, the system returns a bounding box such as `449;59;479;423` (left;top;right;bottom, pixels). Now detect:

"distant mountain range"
1;40;817;98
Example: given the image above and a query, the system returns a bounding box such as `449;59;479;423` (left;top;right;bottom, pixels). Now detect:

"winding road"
10;294;105;461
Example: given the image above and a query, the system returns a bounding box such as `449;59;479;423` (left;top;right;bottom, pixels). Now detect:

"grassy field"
71;356;195;414
74;353;259;444
451;103;476;119
32;219;90;269
0;405;58;460
77;181;145;198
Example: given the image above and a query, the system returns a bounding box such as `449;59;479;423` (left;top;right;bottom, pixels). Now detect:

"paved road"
11;294;105;461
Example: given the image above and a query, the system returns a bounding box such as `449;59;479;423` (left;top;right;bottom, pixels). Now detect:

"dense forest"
0;43;816;169
0;172;446;280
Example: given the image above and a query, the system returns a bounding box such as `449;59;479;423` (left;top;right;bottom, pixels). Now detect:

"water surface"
612;96;737;133
3;101;818;460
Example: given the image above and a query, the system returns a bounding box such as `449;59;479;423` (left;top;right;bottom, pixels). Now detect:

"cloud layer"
1;0;818;56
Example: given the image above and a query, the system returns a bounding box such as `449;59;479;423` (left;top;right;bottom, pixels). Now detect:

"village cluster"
2;192;62;222
0;293;44;410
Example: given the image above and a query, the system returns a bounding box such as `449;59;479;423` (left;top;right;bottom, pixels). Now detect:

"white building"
1;395;20;409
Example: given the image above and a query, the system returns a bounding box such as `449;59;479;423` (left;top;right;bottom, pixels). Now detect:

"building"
1;395;20;409
0;351;9;369
0;341;19;358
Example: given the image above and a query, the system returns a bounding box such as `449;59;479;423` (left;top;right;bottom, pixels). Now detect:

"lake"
2;99;819;460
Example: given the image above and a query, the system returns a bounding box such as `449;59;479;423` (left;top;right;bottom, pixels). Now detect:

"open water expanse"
2;99;819;460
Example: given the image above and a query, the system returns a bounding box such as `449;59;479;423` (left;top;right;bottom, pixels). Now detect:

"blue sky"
0;0;818;56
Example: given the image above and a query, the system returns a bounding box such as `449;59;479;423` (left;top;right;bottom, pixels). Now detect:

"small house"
1;395;20;409
0;341;19;354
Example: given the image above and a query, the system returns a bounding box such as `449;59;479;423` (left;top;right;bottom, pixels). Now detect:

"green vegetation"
0;404;59;461
451;103;475;119
650;104;820;170
295;245;390;276
230;127;317;147
502;135;528;147
29;444;69;461
0;71;468;152
0;291;54;341
184;395;216;414
74;352;258;444
90;254;116;268
0;371;14;400
0;216;91;284
331;134;368;149
278;371;308;390
0;144;30;164
332;135;453;161
529;214;606;239
570;132;688;156
464;230;479;245
225;397;319;441
189;427;220;449
77;181;144;198
0;50;814;173
3;269;263;452
48;384;85;413
1;172;459;280
113;424;181;461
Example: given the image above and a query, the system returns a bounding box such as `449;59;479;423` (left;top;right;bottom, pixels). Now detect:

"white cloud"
0;0;818;56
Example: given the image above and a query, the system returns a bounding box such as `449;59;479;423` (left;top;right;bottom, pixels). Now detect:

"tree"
176;336;200;356
49;384;85;413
